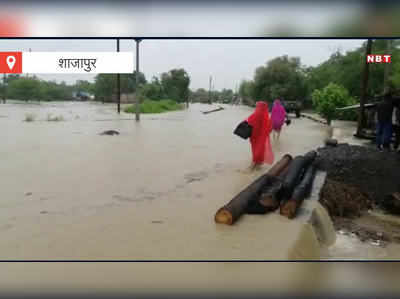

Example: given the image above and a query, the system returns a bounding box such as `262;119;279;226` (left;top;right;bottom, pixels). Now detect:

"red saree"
247;101;274;165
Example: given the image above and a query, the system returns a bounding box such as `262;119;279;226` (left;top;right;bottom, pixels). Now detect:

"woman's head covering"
254;101;268;114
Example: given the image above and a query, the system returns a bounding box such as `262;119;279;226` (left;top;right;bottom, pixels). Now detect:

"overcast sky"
0;39;365;90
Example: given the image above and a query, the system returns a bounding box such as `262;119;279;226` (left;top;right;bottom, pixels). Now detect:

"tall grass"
124;99;183;114
47;114;65;122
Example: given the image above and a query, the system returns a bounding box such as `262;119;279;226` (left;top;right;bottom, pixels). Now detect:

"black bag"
234;121;253;139
285;116;291;126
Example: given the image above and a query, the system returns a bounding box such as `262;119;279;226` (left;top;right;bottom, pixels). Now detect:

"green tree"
7;76;43;102
306;40;400;101
219;88;234;103
305;50;363;98
311;83;356;125
94;71;146;101
190;88;208;103
40;80;72;101
251;55;307;104
239;80;255;106
75;80;95;94
138;76;164;101
160;69;190;103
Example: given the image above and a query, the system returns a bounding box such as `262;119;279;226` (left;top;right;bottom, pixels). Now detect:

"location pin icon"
6;56;16;70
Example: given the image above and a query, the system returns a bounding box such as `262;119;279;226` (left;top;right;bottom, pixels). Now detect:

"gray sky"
0;2;369;90
0;39;364;90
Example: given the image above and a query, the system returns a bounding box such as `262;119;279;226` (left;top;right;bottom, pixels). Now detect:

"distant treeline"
0;75;78;102
0;68;192;104
2;40;398;120
238;40;400;106
238;40;400;123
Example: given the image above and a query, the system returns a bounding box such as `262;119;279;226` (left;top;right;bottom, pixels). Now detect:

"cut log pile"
214;154;292;225
214;151;319;225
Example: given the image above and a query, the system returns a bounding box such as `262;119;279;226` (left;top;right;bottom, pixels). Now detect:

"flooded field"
0;101;333;259
1;101;399;294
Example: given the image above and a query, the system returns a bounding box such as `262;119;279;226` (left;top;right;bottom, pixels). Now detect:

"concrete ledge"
287;171;336;259
301;113;328;125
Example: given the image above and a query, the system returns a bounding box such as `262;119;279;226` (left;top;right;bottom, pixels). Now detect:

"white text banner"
22;52;134;74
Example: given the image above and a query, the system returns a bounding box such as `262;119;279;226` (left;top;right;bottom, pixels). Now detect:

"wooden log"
255;163;292;213
202;106;224;114
266;154;293;177
246;175;283;214
279;150;317;202
214;154;292;224
280;165;316;219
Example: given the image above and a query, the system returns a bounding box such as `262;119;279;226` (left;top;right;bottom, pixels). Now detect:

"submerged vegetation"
124;99;183;114
24;113;36;122
47;114;65;122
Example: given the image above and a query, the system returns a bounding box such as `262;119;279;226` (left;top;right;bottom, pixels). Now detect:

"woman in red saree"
247;101;274;169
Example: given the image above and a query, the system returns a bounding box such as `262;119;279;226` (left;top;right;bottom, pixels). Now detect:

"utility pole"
26;48;31;78
117;38;121;114
135;39;141;121
356;39;373;137
2;73;6;104
208;75;212;104
383;39;392;95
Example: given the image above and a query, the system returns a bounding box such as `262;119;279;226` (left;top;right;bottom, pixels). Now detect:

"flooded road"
0;101;333;260
2;101;398;295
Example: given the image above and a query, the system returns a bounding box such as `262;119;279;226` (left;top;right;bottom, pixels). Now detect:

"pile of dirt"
312;143;400;246
315;144;400;207
319;179;373;218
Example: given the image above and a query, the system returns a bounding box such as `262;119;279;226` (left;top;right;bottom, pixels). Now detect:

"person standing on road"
247;101;274;170
271;99;287;140
376;91;395;151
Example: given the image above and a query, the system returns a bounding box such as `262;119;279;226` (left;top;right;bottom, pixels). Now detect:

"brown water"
2;101;397;295
0;101;334;259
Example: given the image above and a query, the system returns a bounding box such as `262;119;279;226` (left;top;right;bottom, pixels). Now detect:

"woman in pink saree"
271;99;287;140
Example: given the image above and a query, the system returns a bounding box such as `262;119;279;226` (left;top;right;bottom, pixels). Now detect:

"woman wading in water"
271;99;287;141
246;101;274;170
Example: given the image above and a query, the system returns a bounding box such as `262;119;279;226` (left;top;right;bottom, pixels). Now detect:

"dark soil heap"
319;179;372;218
314;144;400;217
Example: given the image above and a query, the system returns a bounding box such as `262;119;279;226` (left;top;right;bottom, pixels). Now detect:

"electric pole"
208;75;212;104
135;39;141;121
2;73;6;104
356;39;373;137
384;39;392;95
117;38;121;113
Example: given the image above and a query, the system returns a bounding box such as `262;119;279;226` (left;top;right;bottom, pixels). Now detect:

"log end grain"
259;195;280;211
215;208;233;225
280;200;297;219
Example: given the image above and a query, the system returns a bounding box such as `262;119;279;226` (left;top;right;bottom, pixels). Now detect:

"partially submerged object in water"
99;130;120;136
325;138;338;147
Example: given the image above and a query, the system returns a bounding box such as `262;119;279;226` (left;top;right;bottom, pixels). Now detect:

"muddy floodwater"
0;101;399;294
